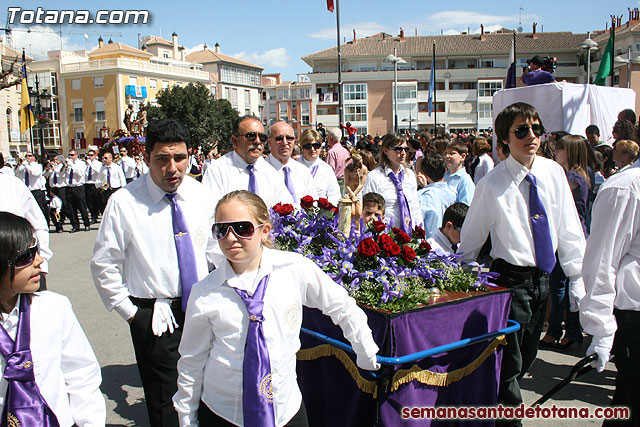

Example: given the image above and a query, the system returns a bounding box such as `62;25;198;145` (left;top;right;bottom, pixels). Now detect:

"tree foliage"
0;56;21;91
146;82;238;152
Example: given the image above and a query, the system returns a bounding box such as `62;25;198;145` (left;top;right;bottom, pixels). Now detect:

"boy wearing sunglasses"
458;102;586;424
443;140;475;206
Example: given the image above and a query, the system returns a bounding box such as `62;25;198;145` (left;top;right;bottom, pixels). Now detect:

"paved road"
46;225;616;426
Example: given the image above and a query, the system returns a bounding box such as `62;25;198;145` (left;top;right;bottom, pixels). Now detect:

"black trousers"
602;309;640;426
65;185;89;229
31;189;49;224
197;400;308;427
84;183;101;221
491;259;548;427
129;297;184;427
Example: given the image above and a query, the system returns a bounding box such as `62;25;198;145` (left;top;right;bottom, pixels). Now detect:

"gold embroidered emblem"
259;374;274;403
404;216;411;227
284;305;299;329
18;361;32;369
7;412;20;427
175;232;187;238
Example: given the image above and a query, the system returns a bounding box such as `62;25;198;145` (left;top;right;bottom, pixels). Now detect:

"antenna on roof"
517;7;524;33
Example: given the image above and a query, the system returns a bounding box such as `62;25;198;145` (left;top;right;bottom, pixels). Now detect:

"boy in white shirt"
444;140;475;206
48;188;64;233
428;202;467;254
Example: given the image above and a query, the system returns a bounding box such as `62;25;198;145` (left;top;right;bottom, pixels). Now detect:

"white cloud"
307;21;391;40
409;10;539;35
185;43;207;55
232;47;290;69
10;26;85;59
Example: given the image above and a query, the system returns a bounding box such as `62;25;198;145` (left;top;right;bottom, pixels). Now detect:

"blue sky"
6;1;634;80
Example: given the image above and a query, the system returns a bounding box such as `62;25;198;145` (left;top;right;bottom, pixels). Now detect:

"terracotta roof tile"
185;49;263;70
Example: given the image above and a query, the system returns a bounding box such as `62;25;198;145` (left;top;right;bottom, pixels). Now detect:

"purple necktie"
136;168;140;178
87;165;92;181
247;164;258;195
233;274;275;427
310;165;319;177
53;172;57;185
68;166;73;185
525;173;556;273
387;170;412;234
165;193;199;311
24;171;29;187
0;296;60;427
283;165;298;203
121;161;126;175
106;167;111;188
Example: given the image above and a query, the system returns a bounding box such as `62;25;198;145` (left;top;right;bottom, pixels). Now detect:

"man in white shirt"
202;115;293;209
297;129;341;205
458;103;585;425
96;152;127;209
84;149;102;224
15;152;48;221
0;153;14;176
265;121;316;204
580;159;640;423
64;150;90;232
118;146;136;183
0;173;53;290
91;119;216;427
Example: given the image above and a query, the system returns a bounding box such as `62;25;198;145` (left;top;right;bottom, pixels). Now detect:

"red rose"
371;220;386;233
378;233;393;245
273;203;294;216
383;241;401;256
418;241;432;254
357;237;380;258
300;195;315;210
393;229;412;244
412;226;426;240
400;245;416;263
318;197;333;210
330;206;339;217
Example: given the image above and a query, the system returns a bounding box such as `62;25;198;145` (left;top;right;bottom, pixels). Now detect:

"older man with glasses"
202;115;293;209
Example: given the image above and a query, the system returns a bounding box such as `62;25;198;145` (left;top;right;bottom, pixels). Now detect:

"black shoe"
91;219;98;224
554;339;580;351
539;335;557;348
84;226;91;231
70;228;79;233
56;228;63;233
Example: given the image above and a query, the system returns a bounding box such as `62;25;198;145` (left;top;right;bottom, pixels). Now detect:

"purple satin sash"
388;170;412;234
233;274;275;427
310;165;319;177
0;295;60;427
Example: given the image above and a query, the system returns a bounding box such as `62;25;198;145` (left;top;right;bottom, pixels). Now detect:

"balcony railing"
61;58;209;80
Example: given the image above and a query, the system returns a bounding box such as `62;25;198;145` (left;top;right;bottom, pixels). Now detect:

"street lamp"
614;47;640;88
579;34;598;84
384;48;406;133
28;75;52;158
402;114;415;135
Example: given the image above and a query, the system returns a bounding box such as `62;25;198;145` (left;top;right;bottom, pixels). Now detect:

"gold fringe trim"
297;344;378;396
390;335;507;391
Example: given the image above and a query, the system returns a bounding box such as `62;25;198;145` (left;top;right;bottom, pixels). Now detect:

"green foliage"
149;82;239;152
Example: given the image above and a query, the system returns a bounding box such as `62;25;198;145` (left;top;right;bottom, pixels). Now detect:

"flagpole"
336;0;344;133
433;41;437;134
22;49;35;154
610;16;615;87
512;32;517;85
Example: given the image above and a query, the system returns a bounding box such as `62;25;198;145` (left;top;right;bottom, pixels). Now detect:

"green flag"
594;29;613;86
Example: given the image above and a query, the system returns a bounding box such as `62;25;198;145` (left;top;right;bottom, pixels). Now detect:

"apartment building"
0;42;29;156
302;26;589;135
261;73;313;136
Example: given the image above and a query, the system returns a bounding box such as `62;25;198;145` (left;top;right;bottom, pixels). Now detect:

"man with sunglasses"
16;152;48;220
458;103;586;426
84;150;102;224
63;150;91;233
202;115;293;209
92;119;217;427
265;121;316;204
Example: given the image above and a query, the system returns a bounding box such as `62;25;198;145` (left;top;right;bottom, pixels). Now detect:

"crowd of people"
1;101;640;427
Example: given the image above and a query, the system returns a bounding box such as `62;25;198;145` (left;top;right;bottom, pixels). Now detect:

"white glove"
586;335;614;373
568;275;586;312
356;352;380;371
151;299;178;337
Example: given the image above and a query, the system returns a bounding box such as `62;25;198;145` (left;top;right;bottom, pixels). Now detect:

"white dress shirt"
265;154;316;202
580;160;640;340
459;155;586;277
95;164;127;190
66;159;87;187
0;293;105;426
202;151;293;210
428;228;455;254
173;248;378;427
473;153;494;185
0;174;52;273
85;159;102;185
134;161;149;178
297;157;341;205
15;161;46;191
91;174;217;320
118;156;136;179
362;166;423;229
45;163;65;188
0;165;14;176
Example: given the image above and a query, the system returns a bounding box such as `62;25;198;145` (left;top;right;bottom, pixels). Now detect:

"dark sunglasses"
13;239;39;269
212;221;265;240
513;124;544;139
392;146;411;153
274;135;295;143
303;142;322;150
241;132;268;143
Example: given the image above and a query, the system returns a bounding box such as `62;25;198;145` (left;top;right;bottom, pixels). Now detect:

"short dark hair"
145;119;190;154
431;136;450;154
0;152;4;168
441;202;469;229
619;108;636;125
362;192;385;211
585;124;600;136
446;140;468;156
613;119;637;142
495;102;542;144
232;115;261;136
420;154;447;182
0;212;35;289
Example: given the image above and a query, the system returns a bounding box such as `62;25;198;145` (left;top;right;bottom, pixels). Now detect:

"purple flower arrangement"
271;196;498;313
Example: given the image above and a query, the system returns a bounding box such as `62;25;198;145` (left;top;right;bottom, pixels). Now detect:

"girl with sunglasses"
0;212;105;426
362;132;423;234
174;190;379;427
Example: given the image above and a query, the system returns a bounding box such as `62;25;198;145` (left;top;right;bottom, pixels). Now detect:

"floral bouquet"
271;196;498;313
